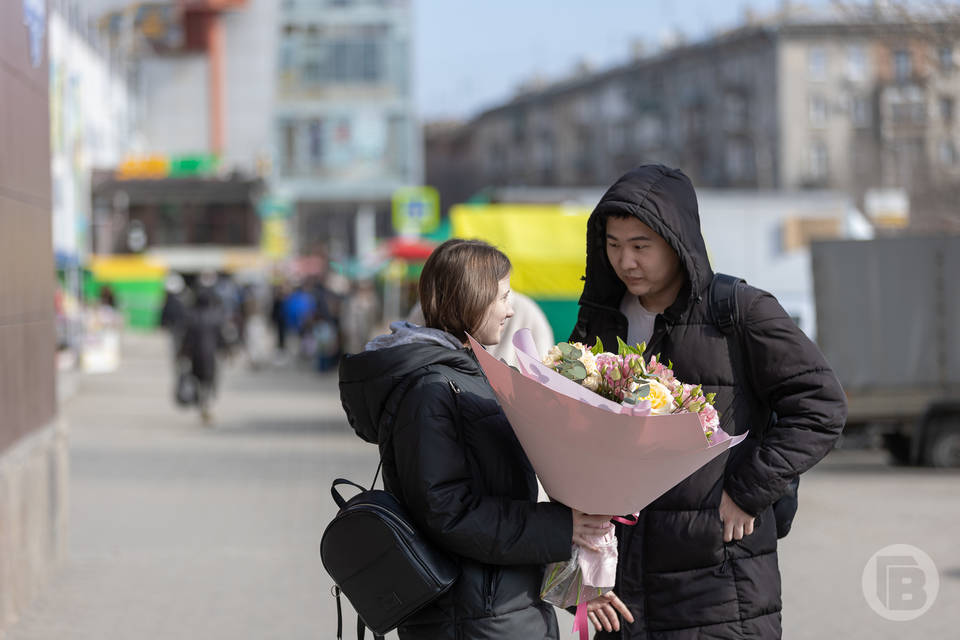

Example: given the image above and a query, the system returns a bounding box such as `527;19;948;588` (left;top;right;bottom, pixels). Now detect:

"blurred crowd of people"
159;264;383;423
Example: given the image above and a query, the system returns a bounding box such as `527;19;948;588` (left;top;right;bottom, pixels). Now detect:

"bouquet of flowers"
542;337;720;443
467;330;745;640
538;338;723;635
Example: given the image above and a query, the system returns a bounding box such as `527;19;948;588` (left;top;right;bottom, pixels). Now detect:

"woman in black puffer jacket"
339;239;614;640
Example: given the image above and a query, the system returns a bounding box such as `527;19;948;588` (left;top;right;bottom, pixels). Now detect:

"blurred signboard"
392;186;439;236
864;188;909;229
115;153;220;180
257;196;293;259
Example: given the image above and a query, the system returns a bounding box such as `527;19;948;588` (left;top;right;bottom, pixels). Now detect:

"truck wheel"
924;418;960;468
883;433;912;466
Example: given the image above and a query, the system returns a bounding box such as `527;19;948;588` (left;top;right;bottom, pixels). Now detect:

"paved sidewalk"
5;332;959;639
7;333;379;640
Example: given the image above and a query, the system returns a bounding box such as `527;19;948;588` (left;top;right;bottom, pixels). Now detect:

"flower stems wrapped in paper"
467;330;746;639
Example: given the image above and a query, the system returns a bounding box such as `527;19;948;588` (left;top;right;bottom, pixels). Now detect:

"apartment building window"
847;45;868;82
889;86;926;124
851;95;871;127
308;119;324;167
724;92;747;131
608;123;628;154
281;120;297;174
939;140;958;165
290;26;386;87
809;94;828;127
941;96;955;123
808;47;827;80
893;50;912;82
939;45;955;72
809;140;828;180
726;139;753;182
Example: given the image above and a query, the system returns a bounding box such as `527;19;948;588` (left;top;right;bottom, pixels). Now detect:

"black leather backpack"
321;476;459;639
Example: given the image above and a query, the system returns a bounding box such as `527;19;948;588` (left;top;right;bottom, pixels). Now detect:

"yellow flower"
636;379;676;415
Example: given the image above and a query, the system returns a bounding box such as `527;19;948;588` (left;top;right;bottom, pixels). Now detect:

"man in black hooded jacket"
570;164;847;639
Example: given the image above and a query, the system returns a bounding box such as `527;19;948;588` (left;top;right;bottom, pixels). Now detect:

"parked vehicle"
811;236;960;467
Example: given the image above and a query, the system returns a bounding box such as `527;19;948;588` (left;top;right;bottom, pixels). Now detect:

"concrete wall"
222;0;279;175
140;55;211;157
0;0;69;632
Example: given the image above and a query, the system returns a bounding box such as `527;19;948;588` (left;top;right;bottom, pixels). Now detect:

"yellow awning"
450;204;590;298
89;255;168;281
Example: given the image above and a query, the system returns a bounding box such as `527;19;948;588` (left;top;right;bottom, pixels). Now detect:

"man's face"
605;216;685;301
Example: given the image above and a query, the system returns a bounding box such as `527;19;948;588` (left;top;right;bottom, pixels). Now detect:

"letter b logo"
863;545;939;621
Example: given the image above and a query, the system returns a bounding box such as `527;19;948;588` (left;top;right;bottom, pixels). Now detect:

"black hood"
581;164;713;320
338;342;477;444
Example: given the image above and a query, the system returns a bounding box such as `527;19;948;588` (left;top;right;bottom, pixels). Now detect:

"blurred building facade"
81;0;420;269
429;7;960;231
0;1;69;631
86;0;268;271
274;0;421;259
49;0;143;267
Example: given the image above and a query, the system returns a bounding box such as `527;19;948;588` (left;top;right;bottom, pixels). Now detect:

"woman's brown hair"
419;239;511;343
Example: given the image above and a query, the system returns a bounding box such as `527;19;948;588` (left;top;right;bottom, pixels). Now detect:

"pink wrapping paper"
467;330;747;516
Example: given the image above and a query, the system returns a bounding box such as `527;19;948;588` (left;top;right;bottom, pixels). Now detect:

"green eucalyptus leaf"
559;343;582;360
568;361;587;380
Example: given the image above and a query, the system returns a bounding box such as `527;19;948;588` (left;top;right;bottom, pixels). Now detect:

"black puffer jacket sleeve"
724;291;848;517
391;373;574;566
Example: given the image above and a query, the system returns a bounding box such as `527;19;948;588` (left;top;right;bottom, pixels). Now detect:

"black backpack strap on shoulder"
370;374;422;490
709;273;744;336
708;273;799;538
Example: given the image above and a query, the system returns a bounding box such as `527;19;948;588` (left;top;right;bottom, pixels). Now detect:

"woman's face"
472;275;515;345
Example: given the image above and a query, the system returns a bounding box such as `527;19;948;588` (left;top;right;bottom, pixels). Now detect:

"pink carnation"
699;404;719;431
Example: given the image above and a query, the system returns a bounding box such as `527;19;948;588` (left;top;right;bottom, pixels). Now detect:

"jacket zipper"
483;566;496;615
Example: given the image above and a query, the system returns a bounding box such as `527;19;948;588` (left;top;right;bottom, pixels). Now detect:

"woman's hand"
571;510;614;551
587;591;635;633
719;489;755;542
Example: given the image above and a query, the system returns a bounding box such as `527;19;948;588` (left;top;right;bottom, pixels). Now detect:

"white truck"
811;236;960;467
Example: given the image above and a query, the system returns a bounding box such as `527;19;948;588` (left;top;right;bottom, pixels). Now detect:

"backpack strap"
708;273;799;537
331;478;367;509
708;273;744;335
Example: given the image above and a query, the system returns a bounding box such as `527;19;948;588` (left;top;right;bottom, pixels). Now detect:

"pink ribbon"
572;513;639;639
573;601;589;640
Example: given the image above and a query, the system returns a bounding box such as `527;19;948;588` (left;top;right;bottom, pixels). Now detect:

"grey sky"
412;0;833;120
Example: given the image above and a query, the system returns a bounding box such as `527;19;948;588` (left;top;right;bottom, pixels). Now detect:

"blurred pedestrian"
242;289;272;370
160;272;189;356
341;280;379;356
179;287;224;424
270;283;289;355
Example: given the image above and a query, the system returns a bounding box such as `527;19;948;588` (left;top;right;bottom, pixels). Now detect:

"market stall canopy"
383;236;437;261
451;204;590;299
